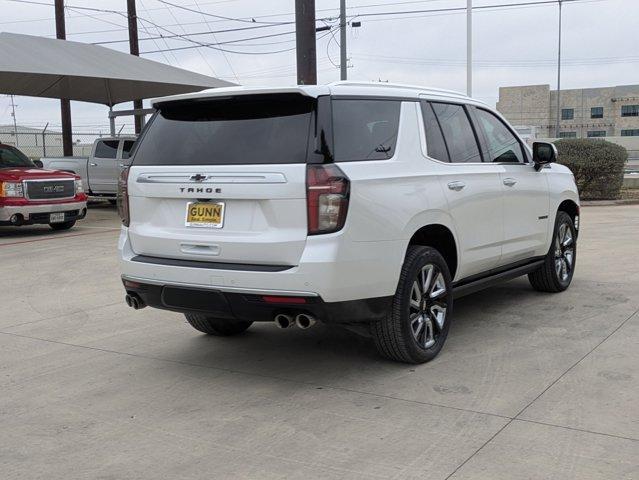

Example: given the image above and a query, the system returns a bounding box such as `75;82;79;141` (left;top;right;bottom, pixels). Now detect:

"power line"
154;0;289;26
137;0;181;67
348;0;605;20
94;29;298;47
142;29;334;55
5;0;279;25
147;0;217;75
352;52;639;67
190;0;239;83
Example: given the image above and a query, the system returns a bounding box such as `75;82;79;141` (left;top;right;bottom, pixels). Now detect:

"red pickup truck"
0;143;87;230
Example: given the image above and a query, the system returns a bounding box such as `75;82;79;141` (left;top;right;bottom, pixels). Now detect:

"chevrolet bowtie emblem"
190;174;207;182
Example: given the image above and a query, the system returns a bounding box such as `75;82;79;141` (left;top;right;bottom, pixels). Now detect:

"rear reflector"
261;296;307;304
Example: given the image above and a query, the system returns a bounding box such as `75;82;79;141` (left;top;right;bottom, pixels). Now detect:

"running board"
452;259;545;299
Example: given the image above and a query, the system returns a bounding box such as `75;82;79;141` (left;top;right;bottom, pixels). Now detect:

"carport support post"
295;0;317;85
127;0;143;134
109;107;116;137
55;0;73;157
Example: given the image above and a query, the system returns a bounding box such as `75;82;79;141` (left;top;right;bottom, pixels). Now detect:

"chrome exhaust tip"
295;313;316;329
274;313;294;329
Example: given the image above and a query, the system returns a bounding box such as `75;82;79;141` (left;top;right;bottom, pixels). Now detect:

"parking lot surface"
1;203;638;479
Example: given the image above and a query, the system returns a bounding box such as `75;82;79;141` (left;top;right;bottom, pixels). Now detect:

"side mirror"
532;142;557;171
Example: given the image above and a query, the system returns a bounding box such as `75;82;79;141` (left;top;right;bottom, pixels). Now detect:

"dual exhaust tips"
125;293;146;310
274;313;316;330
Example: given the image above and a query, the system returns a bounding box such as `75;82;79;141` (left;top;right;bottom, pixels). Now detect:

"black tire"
49;220;76;231
528;211;576;293
371;246;453;364
184;313;252;336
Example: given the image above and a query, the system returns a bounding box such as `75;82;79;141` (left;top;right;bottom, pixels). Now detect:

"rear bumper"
0;201;88;225
119;225;403;322
121;277;392;324
119;227;404;303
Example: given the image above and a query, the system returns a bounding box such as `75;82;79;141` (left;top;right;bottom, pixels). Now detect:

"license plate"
185;202;225;228
49;212;65;223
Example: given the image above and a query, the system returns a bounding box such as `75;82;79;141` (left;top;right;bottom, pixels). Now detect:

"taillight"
306;164;349;235
117;167;130;226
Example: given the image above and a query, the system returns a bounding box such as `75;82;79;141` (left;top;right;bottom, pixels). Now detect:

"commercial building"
496;84;639;139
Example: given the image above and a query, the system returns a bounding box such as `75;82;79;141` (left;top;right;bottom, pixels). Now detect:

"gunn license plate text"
185;202;225;228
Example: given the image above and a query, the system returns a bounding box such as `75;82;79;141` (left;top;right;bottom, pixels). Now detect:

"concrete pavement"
1;203;638;479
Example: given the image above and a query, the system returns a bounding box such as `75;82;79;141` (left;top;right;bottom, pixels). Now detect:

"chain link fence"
0;128;128;159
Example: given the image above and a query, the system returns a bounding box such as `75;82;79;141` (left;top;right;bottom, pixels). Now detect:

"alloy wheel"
554;222;574;282
409;264;448;349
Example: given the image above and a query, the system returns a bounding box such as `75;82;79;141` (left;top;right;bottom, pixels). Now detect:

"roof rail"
329;80;469;98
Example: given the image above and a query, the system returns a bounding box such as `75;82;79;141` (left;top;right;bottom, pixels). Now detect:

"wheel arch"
558;199;579;223
407;224;458;280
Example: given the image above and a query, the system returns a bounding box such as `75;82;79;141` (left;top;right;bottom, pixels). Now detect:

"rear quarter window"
332;99;401;161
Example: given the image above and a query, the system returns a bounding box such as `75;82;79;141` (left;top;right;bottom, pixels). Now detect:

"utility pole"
555;0;563;138
340;0;347;81
466;0;472;97
9;95;18;147
55;0;73;156
295;0;317;85
127;0;143;134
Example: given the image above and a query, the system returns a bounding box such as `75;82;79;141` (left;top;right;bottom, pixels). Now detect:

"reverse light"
306;164;350;235
117;167;130;227
0;181;24;198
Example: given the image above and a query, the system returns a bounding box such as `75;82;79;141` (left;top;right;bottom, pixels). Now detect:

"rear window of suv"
132;94;314;165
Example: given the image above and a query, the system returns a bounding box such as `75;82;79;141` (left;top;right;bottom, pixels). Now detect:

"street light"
555;0;563;137
467;0;472;97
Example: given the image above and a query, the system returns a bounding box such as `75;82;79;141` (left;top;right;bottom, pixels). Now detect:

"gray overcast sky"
0;0;637;134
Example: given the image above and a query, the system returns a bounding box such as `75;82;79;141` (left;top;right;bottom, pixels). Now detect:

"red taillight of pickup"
306;164;350;235
117;167;130;226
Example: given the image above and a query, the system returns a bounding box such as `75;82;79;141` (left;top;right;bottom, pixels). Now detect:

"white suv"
118;82;579;363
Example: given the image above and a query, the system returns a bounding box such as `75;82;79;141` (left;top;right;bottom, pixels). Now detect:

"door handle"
447;181;466;191
503;177;517;187
89;163;98;167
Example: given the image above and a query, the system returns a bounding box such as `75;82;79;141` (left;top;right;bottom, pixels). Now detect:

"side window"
431;102;482;163
420;101;449;162
94;140;119;159
475;109;526;163
121;140;136;159
332;99;401;161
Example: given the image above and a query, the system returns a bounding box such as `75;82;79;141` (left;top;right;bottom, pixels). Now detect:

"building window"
561;108;574;120
621;129;639;136
587;131;606;138
621;105;639;117
590;107;603;118
558;131;577;138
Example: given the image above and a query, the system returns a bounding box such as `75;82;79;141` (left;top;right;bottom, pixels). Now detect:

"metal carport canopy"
0;32;233;106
